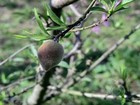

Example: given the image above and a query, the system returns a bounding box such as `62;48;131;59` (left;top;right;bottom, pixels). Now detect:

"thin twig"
64;0;96;58
8;84;35;99
69;5;82;17
0;76;35;92
75;23;140;81
51;0;79;9
62;56;76;88
43;23;140;101
53;0;97;40
64;41;81;58
71;15;110;32
0;44;32;66
62;89;140;104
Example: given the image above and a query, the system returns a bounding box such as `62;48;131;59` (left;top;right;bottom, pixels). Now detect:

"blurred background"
0;0;140;105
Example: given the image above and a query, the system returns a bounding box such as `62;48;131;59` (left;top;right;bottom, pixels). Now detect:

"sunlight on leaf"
34;8;50;36
15;35;28;39
90;6;108;13
45;4;66;26
58;61;69;68
30;45;38;57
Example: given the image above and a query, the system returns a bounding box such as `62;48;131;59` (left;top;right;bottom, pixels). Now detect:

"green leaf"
90;6;108;13
45;4;66;26
30;34;49;41
99;0;109;9
20;81;30;87
121;95;126;105
46;25;66;31
30;45;38;57
15;35;28;39
113;20;123;28
15;33;49;41
64;32;72;38
120;63;127;80
111;0;133;15
12;58;25;62
82;77;91;82
110;0;115;3
39;13;49;22
34;8;49;36
8;71;21;80
115;0;133;12
0;91;6;100
122;0;133;5
1;73;9;84
0;101;4;105
58;61;69;68
114;7;128;14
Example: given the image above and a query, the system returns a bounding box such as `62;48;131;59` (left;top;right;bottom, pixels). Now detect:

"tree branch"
62;89;140;104
43;23;140;101
53;0;97;40
0;44;32;67
50;0;79;9
0;76;34;92
75;23;140;82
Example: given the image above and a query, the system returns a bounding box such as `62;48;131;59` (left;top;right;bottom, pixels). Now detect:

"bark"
50;0;79;35
50;0;79;9
26;0;79;105
26;68;53;105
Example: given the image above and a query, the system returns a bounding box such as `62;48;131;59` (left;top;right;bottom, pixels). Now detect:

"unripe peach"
38;40;64;71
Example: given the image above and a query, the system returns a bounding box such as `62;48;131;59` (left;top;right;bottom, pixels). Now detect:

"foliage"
0;0;139;105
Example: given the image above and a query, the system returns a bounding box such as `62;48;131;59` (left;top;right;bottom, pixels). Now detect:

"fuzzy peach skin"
38;40;64;71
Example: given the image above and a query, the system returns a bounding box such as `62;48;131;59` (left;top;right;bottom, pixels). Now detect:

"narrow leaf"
15;35;28;39
34;8;49;35
30;34;49;41
110;0;116;3
114;7;128;14
90;6;108;13
122;0;133;5
115;0;133;12
58;61;69;68
1;73;9;84
30;45;38;57
64;32;72;38
45;4;66;26
46;25;66;31
99;0;109;9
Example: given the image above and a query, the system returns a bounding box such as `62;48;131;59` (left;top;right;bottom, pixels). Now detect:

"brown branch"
50;0;79;9
25;1;82;105
75;23;140;82
43;23;140;101
53;0;97;40
3;84;35;105
26;67;53;105
62;89;140;104
64;4;83;58
71;15;110;32
50;0;79;35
